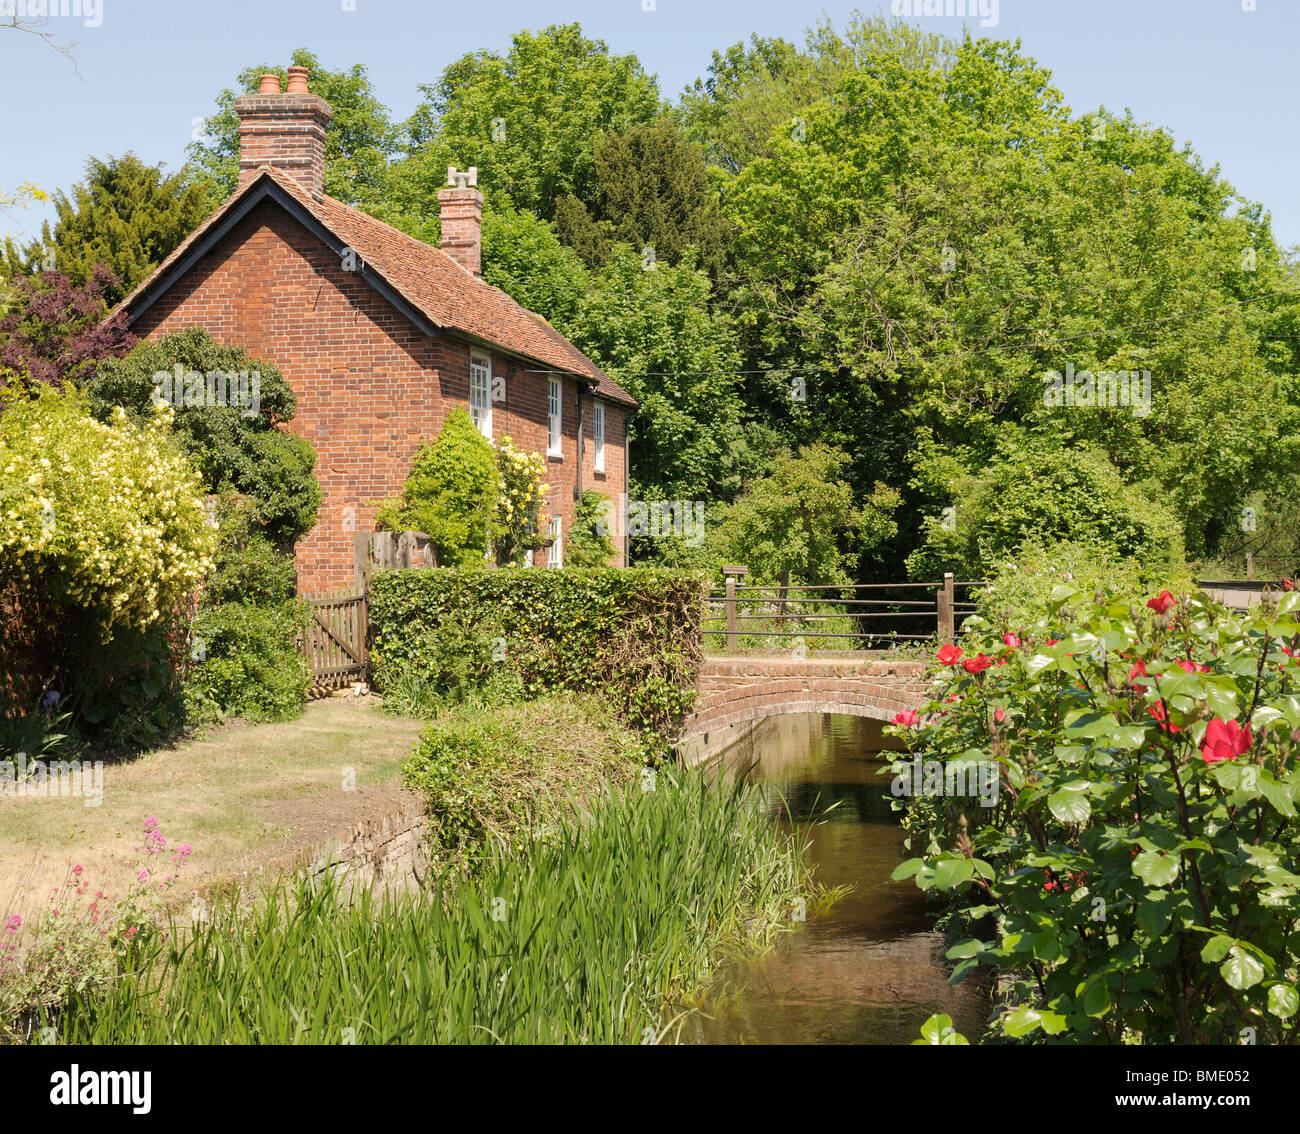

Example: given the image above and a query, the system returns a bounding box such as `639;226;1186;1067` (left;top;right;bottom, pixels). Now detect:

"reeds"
53;767;809;1044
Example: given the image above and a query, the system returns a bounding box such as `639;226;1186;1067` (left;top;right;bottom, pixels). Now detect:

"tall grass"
54;768;808;1044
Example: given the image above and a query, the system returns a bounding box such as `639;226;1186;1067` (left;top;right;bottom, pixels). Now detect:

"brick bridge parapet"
676;654;932;764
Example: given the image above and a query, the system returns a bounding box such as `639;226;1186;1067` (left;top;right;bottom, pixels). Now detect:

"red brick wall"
133;199;627;592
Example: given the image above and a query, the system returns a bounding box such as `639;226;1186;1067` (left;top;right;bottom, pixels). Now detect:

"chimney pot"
438;173;484;277
235;67;333;201
286;65;310;94
258;73;282;94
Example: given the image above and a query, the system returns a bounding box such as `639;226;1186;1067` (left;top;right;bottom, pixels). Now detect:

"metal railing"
703;569;985;651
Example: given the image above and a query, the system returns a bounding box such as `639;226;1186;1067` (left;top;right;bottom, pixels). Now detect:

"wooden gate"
300;589;368;689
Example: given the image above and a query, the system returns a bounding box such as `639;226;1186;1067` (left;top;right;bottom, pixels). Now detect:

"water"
684;713;990;1045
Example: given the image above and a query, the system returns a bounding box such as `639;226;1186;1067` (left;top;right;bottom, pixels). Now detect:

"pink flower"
137;870;149;882
1003;632;1020;649
1200;718;1253;764
891;709;921;727
994;707;1005;723
4;915;20;934
72;864;83;876
1176;659;1209;674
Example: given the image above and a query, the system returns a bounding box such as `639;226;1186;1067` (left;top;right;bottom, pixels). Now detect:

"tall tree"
21;154;212;307
391;24;662;225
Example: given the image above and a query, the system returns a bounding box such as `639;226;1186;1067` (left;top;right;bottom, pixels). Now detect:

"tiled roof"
116;168;636;407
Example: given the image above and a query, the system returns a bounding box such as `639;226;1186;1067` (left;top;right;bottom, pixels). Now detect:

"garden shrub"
908;442;1185;583
375;408;499;567
0;381;215;747
565;489;618;568
401;694;647;872
888;584;1300;1044
370;567;706;737
975;536;1196;629
184;601;310;723
89;327;320;546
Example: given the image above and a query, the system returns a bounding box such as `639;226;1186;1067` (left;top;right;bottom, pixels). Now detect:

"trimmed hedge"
370;568;706;737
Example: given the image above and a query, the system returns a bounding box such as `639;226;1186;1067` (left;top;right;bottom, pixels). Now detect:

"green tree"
186;48;398;209
555;123;730;277
19;154;213;306
566;490;618;568
392;24;662;224
481;206;591;329
376;408;500;568
709;443;899;592
566;244;747;501
88;327;320;546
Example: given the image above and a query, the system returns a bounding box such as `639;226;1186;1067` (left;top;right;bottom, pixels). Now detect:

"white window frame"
546;515;562;568
592;401;606;473
470;352;492;439
547;378;563;457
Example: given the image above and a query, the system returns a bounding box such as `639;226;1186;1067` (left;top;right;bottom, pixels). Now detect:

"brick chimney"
438;167;483;276
234;66;333;202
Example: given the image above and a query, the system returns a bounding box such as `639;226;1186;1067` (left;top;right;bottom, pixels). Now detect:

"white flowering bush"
1;382;215;636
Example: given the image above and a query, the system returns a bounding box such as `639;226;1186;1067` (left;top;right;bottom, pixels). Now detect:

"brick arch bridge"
675;656;931;765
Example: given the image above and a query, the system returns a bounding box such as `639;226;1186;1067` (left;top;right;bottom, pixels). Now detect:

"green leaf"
891;858;925;881
1133;851;1179;887
914;1013;969;1045
1135;891;1175;936
1200;934;1233;963
1267;983;1299;1019
1220;946;1265;990
1048;785;1091;824
933;857;975;891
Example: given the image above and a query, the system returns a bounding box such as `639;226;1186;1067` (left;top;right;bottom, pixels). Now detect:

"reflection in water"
684;713;990;1045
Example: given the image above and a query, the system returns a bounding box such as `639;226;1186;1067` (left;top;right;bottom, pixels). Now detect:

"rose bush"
889;583;1300;1044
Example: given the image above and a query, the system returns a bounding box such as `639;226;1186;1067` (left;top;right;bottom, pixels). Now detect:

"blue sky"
3;0;1296;249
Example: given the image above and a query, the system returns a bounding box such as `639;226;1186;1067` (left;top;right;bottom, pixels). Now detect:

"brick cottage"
114;65;635;593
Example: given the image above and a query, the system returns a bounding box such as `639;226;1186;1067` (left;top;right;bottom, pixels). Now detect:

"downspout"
575;383;585;508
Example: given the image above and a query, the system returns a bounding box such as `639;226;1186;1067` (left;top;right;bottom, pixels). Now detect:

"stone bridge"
675;655;931;765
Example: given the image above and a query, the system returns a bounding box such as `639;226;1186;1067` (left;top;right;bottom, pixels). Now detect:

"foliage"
2;819;192;1042
15;154;213;307
975;536;1195;628
556;123;730;278
394;23;662;224
53;769;808;1044
709;443;898;587
481;206;591;329
908;442;1186;583
89;327;320;545
402;694;645;871
889;586;1300;1044
567;244;747;500
183;600;310;724
203;494;296;607
0;382;214;636
492;435;549;568
375;408;499;568
566;489;617;569
0;267;134;387
370;567;705;737
186;48;398;209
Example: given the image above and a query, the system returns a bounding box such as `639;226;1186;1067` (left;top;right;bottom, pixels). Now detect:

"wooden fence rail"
704;570;984;650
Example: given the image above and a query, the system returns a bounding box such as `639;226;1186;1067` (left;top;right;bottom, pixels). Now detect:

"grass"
52;767;813;1044
0;698;426;921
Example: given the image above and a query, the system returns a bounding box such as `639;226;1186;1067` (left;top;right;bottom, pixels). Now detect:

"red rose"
962;653;993;674
891;709;920;727
1284;578;1295;592
1128;659;1147;682
1176;659;1210;674
1148;701;1183;733
937;644;963;666
1146;590;1176;614
1003;632;1020;649
1200;717;1253;763
994;707;1005;723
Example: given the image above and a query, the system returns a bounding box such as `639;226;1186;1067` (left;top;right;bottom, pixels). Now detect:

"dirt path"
0;698;425;927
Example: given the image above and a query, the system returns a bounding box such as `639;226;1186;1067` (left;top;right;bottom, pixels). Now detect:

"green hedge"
370;568;706;737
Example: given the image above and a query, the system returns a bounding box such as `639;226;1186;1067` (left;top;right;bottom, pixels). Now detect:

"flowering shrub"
492;435;550;567
0;817;192;1041
0;383;215;634
889;584;1300;1044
